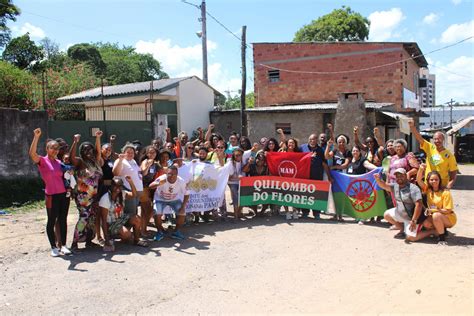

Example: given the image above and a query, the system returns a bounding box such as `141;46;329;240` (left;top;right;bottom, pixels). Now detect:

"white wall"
177;77;215;135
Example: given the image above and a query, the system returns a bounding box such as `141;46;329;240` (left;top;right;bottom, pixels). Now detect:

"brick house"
253;42;427;112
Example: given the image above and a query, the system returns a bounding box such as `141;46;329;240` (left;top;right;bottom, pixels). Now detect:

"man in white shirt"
149;165;190;240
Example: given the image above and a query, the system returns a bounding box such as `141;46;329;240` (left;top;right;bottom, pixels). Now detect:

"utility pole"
200;0;208;83
240;26;247;137
182;0;208;83
446;98;455;128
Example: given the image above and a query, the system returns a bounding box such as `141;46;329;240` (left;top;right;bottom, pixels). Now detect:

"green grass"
0;177;45;211
5;200;45;214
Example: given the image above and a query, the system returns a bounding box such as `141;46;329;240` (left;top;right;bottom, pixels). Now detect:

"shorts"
228;183;239;206
108;215;130;236
123;191;143;215
446;213;457;227
384;207;410;223
153;200;183;215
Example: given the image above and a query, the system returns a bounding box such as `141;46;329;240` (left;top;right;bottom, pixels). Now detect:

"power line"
428;63;472;79
258;36;474;75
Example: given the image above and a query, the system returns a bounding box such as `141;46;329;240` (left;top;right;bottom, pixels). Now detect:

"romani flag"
266;152;312;179
330;168;387;220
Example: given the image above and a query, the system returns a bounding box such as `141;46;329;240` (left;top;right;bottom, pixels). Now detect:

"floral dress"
73;160;103;243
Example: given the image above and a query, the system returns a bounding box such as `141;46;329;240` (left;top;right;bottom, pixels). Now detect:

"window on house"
275;123;291;134
404;61;408;75
268;70;280;83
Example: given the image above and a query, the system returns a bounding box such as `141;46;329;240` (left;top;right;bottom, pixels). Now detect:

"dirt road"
1;166;473;314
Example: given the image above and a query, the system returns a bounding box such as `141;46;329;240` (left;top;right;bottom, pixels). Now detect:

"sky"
8;0;474;104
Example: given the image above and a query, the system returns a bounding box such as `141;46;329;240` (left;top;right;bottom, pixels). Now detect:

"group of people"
29;119;459;257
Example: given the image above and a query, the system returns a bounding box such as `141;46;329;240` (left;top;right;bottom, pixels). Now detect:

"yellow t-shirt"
425;189;453;211
421;140;458;187
424;188;456;226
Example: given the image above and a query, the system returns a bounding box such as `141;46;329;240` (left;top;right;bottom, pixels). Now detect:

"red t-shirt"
37;156;66;195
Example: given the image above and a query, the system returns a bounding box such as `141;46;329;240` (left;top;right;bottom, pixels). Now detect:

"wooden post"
240;25;247;137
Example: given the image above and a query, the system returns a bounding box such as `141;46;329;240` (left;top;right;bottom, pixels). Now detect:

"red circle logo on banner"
278;160;298;178
345;179;376;212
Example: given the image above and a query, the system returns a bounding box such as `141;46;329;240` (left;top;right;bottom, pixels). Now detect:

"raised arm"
408;119;424;147
325;139;334;160
205;124;214;141
327;123;334;142
112;153;125;176
95;130;104;167
374;173;391;192
29;128;42;164
353;126;367;151
165;127;172;143
191;127;203;145
109;134;119;160
69;134;82;168
276;128;286;145
416;163;427;191
373;127;384;151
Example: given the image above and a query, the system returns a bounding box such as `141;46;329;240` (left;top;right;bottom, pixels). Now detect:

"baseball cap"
394;168;407;175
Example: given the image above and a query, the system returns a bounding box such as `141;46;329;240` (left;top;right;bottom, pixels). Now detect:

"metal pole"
201;0;208;83
240;26;247;137
101;78;107;136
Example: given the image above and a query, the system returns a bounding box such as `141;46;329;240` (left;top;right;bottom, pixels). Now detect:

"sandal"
134;240;148;247
393;231;406;239
98;238;105;247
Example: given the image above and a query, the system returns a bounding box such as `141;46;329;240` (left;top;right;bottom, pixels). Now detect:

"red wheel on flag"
345;179;376;212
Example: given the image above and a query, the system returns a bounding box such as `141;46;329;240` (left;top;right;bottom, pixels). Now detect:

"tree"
40;37;60;59
0;60;35;108
294;6;369;42
96;42;168;85
0;0;20;48
223;91;255;110
67;43;106;76
2;33;44;69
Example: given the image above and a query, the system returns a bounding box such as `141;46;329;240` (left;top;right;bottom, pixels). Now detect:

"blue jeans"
153;199;183;215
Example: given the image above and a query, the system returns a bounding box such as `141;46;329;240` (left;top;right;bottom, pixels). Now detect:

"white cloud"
422;13;439;25
430;56;474;103
368;8;405;41
135;38;241;94
12;22;46;39
452;0;462;5
439;20;474;43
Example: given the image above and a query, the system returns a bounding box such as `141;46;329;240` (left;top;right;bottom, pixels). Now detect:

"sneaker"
293;212;299;220
154;231;165;241
50;247;60;257
314;212;321;220
60;246;72;255
286;213;292;220
358;220;364;225
171;230;185;240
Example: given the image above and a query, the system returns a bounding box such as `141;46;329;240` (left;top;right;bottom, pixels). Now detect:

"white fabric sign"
178;161;231;213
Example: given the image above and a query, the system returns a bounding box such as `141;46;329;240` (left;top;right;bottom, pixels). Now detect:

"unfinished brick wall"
253;42;422;110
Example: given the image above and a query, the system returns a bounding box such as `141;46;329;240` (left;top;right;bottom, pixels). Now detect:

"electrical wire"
258;36;474;75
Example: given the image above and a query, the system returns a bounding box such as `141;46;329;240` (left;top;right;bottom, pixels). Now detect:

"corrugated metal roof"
246;102;393;112
447;116;474;135
380;111;411;120
213;102;393;113
57;77;190;102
